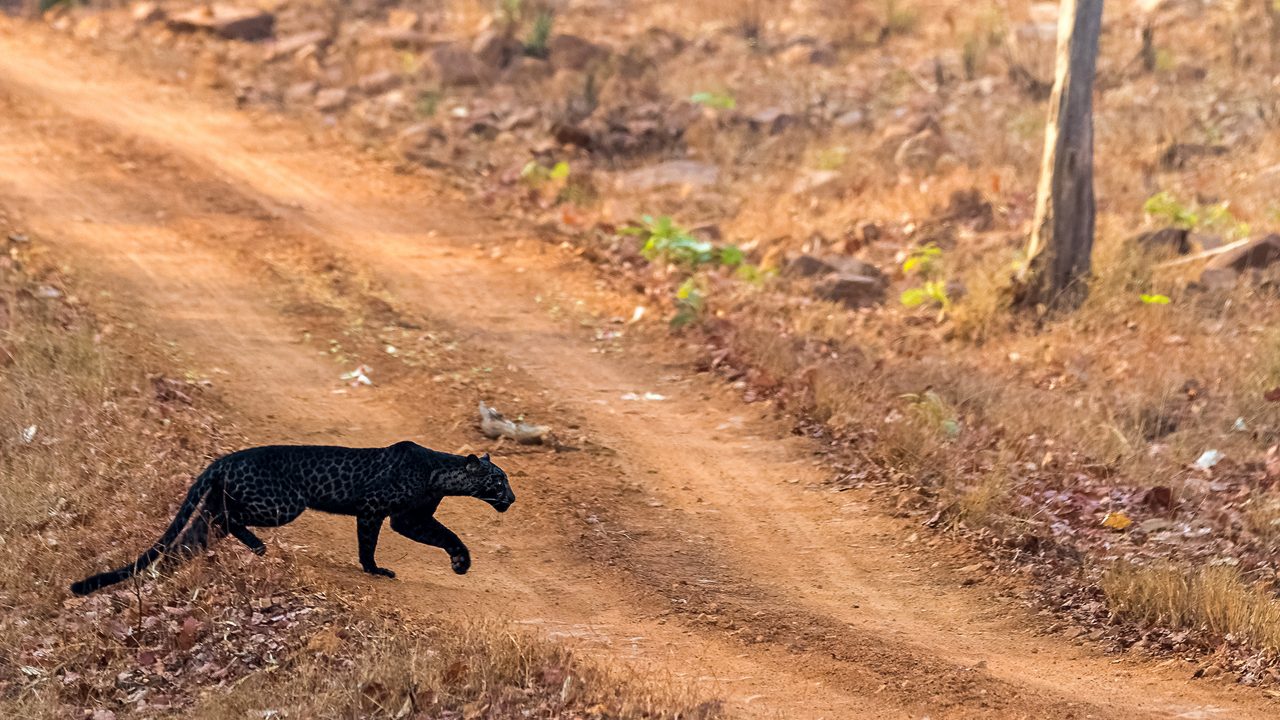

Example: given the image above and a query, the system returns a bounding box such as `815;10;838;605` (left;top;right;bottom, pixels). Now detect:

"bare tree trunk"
1015;0;1104;312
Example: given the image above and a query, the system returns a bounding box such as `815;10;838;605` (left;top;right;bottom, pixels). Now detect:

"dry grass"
1102;562;1280;654
193;614;715;720
1244;496;1280;545
0;238;715;718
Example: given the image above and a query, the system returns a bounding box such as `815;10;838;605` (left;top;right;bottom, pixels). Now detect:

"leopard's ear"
481;452;491;463
465;453;481;471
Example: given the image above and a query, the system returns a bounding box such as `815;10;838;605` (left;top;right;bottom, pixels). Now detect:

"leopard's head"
465;453;515;512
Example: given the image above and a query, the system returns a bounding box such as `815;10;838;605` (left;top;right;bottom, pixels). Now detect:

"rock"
551;121;594;149
268;30;328;61
357;71;400;95
791;169;842;195
787;254;838;278
1137;518;1174;534
1129;227;1191;255
497;106;541;132
397;121;445;153
284;81;317;104
778;40;836;66
858;220;882;243
944;188;994;231
547;34;610;71
833;109;867;128
473;29;522;69
1159;142;1228;170
894;127;950;174
1195;664;1225;679
429;43;492;87
747;107;796;135
386;8;420;31
639;26;686;58
615;160;719;192
130;1;165;24
313;88;348;112
369;28;445;50
168;5;275;41
1206;234;1280;272
1142;485;1174;510
786;254;886;283
815;273;888;309
1191;232;1223;251
501;56;553;85
1198;267;1238;291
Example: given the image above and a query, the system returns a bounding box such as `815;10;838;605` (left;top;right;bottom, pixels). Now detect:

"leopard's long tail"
69;467;215;596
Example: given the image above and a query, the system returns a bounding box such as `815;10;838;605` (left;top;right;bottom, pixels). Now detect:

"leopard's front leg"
390;511;470;574
356;515;396;578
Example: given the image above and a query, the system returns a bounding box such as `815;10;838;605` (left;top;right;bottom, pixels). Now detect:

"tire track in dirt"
1;20;1275;719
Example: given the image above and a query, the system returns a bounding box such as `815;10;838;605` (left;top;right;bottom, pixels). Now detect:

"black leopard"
69;441;516;596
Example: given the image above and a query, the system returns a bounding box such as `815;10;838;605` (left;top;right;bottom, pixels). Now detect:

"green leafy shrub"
900;243;951;316
1143;191;1250;241
623;215;744;268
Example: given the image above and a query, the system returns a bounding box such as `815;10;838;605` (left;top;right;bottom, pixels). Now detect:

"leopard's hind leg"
205;485;269;556
165;506;226;565
223;521;267;556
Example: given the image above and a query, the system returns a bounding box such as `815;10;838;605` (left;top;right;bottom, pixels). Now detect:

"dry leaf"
1101;511;1132;531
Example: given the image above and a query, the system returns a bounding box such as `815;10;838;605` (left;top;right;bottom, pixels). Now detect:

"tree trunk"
1015;0;1104;312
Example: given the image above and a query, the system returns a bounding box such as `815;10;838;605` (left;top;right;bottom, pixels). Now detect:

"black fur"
70;442;515;596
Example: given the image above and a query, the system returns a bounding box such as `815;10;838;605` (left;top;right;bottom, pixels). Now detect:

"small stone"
167;6;275;41
357;70;400;95
747;107;796;135
615;160;719;192
428;43;492;87
473;29;522;69
791;169;842;195
314;88;348;112
1129;227;1191;255
130;1;164;24
284;81;317;104
547;34;610;71
815;274;887;309
500;56;554;85
834;109;867;128
894;127;950;175
268;31;328;61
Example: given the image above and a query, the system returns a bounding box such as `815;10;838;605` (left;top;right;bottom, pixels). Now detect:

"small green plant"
1203;202;1250;241
1143;191;1198;229
900;390;960;438
690;91;737;110
901;280;951;310
524;9;555;58
1143;191;1250;241
623;215;751;268
902;243;943;275
813;147;849;171
497;0;524;28
1139;293;1171;305
900;243;951;317
521;160;570;185
883;0;919;37
671;277;706;329
416;90;442;117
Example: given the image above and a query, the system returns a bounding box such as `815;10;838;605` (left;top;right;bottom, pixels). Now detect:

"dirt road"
0;20;1273;719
